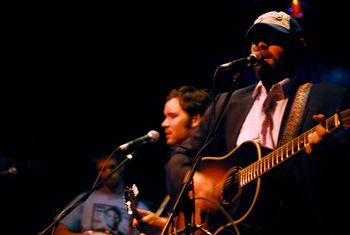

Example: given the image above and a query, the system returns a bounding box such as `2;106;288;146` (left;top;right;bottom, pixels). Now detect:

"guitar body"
175;141;276;235
201;141;265;220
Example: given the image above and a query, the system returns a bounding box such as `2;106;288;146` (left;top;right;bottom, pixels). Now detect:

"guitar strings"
222;110;343;190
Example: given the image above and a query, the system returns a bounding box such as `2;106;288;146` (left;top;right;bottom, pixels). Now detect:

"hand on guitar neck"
124;184;169;235
124;184;142;221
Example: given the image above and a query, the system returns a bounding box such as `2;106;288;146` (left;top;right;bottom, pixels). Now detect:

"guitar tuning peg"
132;184;139;196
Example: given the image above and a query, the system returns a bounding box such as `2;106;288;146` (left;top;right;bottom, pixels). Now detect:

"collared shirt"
236;78;291;149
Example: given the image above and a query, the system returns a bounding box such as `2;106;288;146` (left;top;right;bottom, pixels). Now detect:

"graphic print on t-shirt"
92;203;122;234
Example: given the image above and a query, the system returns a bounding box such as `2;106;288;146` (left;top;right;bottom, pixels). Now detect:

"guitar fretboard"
238;109;349;187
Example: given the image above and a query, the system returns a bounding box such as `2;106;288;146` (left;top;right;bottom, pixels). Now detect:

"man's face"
161;97;192;145
96;158;123;188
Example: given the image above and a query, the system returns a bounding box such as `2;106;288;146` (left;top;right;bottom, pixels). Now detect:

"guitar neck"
155;194;171;216
89;229;116;235
240;109;348;187
131;205;142;221
132;195;170;221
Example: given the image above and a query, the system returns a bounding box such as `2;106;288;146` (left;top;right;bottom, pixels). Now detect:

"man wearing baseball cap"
164;10;350;235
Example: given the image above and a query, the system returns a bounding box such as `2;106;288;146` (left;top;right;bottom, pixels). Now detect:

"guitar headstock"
123;184;139;216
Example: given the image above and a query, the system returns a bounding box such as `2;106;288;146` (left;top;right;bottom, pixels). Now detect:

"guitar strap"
280;82;313;145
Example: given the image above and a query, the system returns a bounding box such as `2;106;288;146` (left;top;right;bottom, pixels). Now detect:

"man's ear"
191;114;201;128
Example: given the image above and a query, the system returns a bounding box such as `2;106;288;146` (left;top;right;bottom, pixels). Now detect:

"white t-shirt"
59;189;149;235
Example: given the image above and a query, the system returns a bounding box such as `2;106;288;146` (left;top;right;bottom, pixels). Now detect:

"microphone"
119;130;160;151
0;167;17;176
218;52;262;70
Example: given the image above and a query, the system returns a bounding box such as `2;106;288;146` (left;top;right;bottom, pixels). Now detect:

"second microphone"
119;130;160;151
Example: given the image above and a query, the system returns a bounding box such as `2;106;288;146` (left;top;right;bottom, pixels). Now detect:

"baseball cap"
246;11;303;43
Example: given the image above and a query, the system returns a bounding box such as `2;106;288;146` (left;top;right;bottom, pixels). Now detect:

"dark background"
0;1;349;234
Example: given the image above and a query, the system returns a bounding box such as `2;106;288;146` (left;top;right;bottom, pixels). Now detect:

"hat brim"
246;23;290;42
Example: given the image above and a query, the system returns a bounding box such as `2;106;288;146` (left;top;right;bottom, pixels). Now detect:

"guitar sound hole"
222;171;239;204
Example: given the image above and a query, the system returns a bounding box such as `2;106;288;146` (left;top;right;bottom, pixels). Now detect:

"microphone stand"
161;70;243;235
37;151;135;235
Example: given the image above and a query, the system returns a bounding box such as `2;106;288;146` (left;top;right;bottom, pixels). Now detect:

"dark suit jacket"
166;82;350;235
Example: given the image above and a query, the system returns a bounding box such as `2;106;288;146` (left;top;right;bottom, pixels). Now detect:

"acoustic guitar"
178;109;350;234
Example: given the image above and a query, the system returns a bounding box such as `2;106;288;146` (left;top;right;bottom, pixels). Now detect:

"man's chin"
255;61;273;79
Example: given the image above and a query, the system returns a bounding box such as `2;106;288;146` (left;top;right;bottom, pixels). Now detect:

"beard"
254;53;295;89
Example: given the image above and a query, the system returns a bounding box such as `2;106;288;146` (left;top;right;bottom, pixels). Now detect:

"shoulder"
308;82;349;101
310;82;349;94
307;82;350;113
